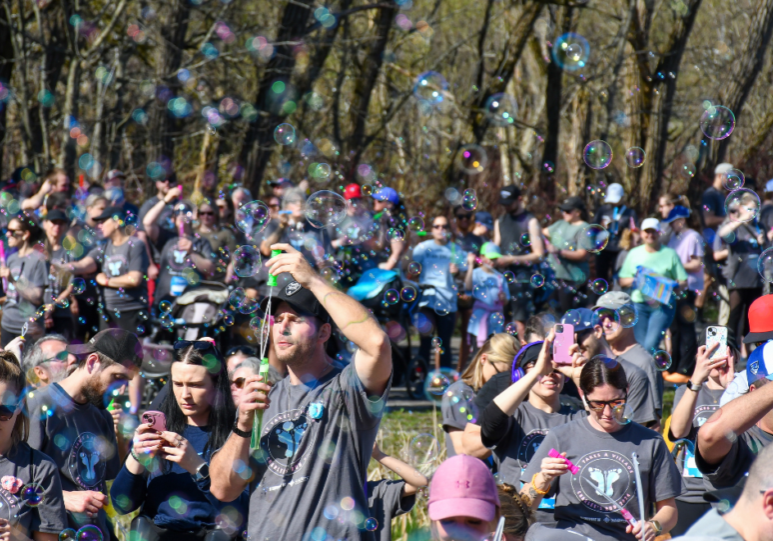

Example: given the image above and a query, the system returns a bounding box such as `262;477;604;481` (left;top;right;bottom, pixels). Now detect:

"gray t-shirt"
367;479;414;541
673;509;743;541
2;250;48;334
617;359;658;425
154;236;213;304
27;382;122;534
441;380;476;458
45;246;76;319
668;384;724;503
521;417;683;541
87;237;149;311
617;344;663;417
696;424;773;490
0;442;68;536
246;362;389;541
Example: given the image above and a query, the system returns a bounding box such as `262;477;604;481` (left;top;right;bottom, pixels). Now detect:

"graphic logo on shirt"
105;254;126;277
693;404;719;427
570;451;636;513
173;250;187;266
262;409;312;476
518;429;548;466
68;432;108;489
0;485;21;522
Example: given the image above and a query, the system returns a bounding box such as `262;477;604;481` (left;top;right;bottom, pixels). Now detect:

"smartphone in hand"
141;410;167;432
553;324;575;365
706;326;728;361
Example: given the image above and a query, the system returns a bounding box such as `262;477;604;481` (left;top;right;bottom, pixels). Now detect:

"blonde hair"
0;351;29;450
461;333;519;391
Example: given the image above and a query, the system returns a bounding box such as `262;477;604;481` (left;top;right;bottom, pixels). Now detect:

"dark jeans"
728;288;762;345
672;500;711;536
418;309;457;369
557;280;587;313
101;308;148;336
669;291;698;375
595;249;620;283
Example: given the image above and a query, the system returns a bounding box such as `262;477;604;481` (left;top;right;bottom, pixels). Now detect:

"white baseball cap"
715;163;733;175
765;179;773;193
604;183;625;204
640;217;660;232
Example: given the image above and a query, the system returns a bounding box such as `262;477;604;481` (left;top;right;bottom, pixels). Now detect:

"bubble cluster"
235;201;271;236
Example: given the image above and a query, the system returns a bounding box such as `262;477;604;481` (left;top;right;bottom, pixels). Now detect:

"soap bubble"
578;224;609;253
235;201;271;235
653;350;672;371
530;273;545;288
364;518;379;532
681;163;696;179
552;33;589;71
505;322;518;336
562;309;581;325
725;189;760;223
409;433;439;464
485;93;517;126
758;248;773;282
700;105;735;140
414;71;447;106
76;525;103;541
424;370;450;402
228;288;246;310
618;304;638;328
625;147;645;168
238;297;259;315
462;189;478;211
159;300;173;314
724;168;745;190
233;245;261;277
384;289;399;305
407;216;424;231
432;298;450;316
71;278;86;295
400;286;417;302
590;278;608;295
20;483;44;506
520;234;531;247
583;140;613;170
504;271;515;283
594;307;620;333
613;403;635;425
431;337;442;350
59;529;77;541
273;123;296;145
407;261;422;276
305;190;347;228
455;145;488;174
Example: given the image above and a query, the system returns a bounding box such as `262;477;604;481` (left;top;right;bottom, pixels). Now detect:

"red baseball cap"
428;455;499;521
744;294;773;343
343;183;362;200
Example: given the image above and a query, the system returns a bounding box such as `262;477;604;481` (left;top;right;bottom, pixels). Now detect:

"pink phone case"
142;411;166;432
553;324;574;365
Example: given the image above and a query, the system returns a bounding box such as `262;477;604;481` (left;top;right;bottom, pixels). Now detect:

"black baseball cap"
93;206;127;222
260;274;331;323
44;209;69;222
558;196;586;212
499;185;522;205
515;341;543;369
67;328;143;367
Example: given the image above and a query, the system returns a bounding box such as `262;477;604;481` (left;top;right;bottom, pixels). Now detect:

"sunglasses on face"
231;377;246;389
455;214;472;220
226;346;257;357
585;396;627;412
199;211;215;216
173;340;215;351
7;230;23;237
42;351;69;364
433;224;450;229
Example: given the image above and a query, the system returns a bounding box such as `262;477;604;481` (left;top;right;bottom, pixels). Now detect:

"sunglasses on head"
173;340;215;351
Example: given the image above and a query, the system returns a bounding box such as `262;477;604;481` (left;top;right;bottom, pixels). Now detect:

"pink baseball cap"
428;455;500;522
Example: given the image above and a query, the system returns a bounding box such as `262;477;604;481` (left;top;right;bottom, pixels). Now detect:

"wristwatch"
232;421;251;439
648;520;663;535
686;380;703;392
192;462;210;482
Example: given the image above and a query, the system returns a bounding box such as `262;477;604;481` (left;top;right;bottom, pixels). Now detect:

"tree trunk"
58;58;80;179
0;3;13;173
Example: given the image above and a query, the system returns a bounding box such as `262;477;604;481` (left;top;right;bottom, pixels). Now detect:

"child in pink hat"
429;455;501;541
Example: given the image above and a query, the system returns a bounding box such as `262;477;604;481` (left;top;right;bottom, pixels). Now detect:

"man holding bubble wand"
209;243;392;541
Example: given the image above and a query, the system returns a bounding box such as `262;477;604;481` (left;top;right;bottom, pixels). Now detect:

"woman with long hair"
111;339;245;541
441;333;518;456
0;214;46;346
0;350;67;540
521;337;682;541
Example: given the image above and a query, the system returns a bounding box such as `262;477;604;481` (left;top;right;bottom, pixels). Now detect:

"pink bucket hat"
428;455;500;522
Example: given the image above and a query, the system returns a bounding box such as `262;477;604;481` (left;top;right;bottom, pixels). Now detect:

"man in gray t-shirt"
209;247;392;541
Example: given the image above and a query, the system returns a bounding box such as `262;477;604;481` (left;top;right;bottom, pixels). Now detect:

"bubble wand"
0;239;7;293
252;249;280;451
631;452;646;525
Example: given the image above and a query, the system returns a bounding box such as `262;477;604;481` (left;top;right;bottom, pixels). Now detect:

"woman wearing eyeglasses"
111;339;245;541
520;347;682;541
0;350;68;540
195;198;236;283
0;215;47;346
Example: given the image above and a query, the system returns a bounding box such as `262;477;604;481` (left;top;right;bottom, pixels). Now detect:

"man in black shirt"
592;182;638;284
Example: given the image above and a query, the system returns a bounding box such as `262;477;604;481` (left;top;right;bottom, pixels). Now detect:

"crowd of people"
0;161;766;541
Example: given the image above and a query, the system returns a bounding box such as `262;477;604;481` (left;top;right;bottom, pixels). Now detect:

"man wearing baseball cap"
27;329;143;536
368;186;404;272
592;182;639;284
544;196;590;312
494;185;544;337
702;163;733;239
209;244;392;541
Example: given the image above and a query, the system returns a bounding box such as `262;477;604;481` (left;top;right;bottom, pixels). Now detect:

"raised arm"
670;344;726;440
372;443;428;496
142;186;181;242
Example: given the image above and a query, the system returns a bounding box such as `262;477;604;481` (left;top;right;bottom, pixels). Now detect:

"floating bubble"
505;322;517;336
432;298;450;316
273;123;296;145
485;93;517;126
578;224;609;253
530;273;545;288
20;483;44;507
233;245;261;277
424;370;450;402
681;163;696;179
700;105;735;140
413;71;448;106
305;190;347;228
71;278;86;295
59;529;77;541
159;314;173;329
407;216;424;232
590;278;608;295
400;286;417;302
455;145;488;174
407;261;422;276
594;307;620;333
504;271;515;283
409;433;439;464
758;248;773;282
431;337;442;350
613;403;635;425
520;234;531;247
365;518;379;532
618;304;638;328
76;525;103;541
159;301;173;314
384;289;399;305
552;33;590;71
724;169;745;191
625;147;645;168
238;297;259;315
235;201;271;235
563;309;581;325
462;189;478;211
488;312;504;328
387;228;405;241
228;288;246;310
583;140;613;170
725;189;760;223
653;350;672;371
542;161;555;174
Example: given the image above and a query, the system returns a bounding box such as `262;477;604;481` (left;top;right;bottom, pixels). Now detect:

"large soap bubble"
700;105;735;140
305;190;347;228
235;201;271;236
413;71;447;106
725;189;760;223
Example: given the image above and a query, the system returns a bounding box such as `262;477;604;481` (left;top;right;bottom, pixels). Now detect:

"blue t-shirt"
412;240;468;314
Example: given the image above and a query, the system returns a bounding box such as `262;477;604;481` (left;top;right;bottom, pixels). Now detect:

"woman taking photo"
0;350;67;540
441;333;517;457
521;341;682;541
0;215;47;346
195;197;236;283
111;339;245;541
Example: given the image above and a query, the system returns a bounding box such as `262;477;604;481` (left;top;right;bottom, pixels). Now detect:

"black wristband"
232;422;251;439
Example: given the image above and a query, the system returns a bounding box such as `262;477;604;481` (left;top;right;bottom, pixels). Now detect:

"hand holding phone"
706;326;728;361
141;411;167;432
553;324;575;365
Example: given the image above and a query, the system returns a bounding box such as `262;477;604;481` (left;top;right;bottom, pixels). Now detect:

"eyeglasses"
173;340;215;351
225;345;257;357
199;211;215;216
585;396;627;412
7;229;23;237
231;377;246;389
268;204;280;209
455;214;472;220
433;224;450;230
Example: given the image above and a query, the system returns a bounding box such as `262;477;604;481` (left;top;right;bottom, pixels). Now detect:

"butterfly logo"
587;467;622;497
107;261;122;276
173;250;187;265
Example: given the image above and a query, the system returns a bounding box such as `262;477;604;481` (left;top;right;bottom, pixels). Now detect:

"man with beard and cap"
26;329;142;537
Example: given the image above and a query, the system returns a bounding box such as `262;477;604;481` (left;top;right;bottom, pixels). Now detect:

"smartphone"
141;411;167;432
553;324;575;365
706;326;728;361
